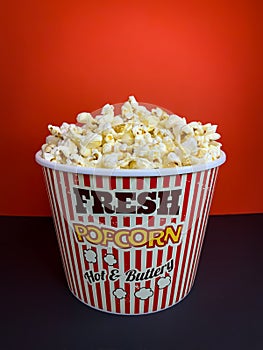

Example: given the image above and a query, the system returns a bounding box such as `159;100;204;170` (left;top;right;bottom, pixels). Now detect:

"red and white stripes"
42;166;219;315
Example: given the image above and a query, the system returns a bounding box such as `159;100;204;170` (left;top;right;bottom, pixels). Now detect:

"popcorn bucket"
35;150;226;315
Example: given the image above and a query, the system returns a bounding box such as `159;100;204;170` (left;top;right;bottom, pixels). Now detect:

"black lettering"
84;270;95;284
125;269;137;282
73;188;90;214
115;192;136;213
157;189;182;215
108;269;120;281
91;190;114;214
137;192;156;214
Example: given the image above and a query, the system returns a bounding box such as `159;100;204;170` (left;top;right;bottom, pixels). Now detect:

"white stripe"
82;201;99;309
96;245;107;311
52;169;79;298
178;173;187;221
129;247;136;314
151;176;171;311
117;248;125;314
157;239;170;310
164;244;177;308
156;182;171;309
44;169;73;292
172;172;197;304
129;180;137;314
46;168;74;292
189;168;216;290
178;172;203;300
96;176;107;311
139;247;147;314
188;169;212;290
190;170;211;286
183;170;205;294
69;173;91;306
59;171;84;301
77;174;95;307
164;174;186;306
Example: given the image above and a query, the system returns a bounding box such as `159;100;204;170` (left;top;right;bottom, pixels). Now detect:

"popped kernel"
41;96;222;169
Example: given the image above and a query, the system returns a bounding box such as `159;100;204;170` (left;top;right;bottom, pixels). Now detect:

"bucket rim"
35;150;226;177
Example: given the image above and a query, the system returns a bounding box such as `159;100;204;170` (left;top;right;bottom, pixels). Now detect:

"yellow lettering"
72;222;183;249
129;229;148;247
73;224;87;242
148;230;165;248
115;230;130;248
86;226;103;245
101;228;115;246
164;225;182;244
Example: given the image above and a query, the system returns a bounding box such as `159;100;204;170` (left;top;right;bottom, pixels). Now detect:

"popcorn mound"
41;96;222;169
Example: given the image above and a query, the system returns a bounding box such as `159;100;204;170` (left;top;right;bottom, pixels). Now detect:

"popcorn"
102;153;119;168
41;96;222;169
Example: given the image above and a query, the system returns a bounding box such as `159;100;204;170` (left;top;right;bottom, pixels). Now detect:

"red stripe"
124;251;131;314
181;173;192;222
150;177;157;189
48;169;75;293
73;174;79;185
50;170;75;293
175;175;181;187
169;172;194;305
99;217;105;225
169;175;181;224
134;250;142;314
167;245;173;262
96;176;103;188
72;238;88;304
76;231;93;306
188;167;218;292
111;216;118;228
63;172;74;221
168;245;182;305
192;168;217;279
78;213;93;304
101;248;112;312
185;170;210;294
122;177;130;189
55;170;82;300
180;172;201;299
136;217;143;225
160;247;173;310
143;250;153;313
174;230;192;302
148;215;155;227
44;169;73;292
83;174;90;187
110;177;116;190
88;215;94;223
160;218;166;226
123;217;130;227
175;173;200;302
137;177;144;190
84;247;97;308
163;176;170;188
112;247;121;313
91;247;103;310
161;246;173;309
152;250;164;312
85;259;95;307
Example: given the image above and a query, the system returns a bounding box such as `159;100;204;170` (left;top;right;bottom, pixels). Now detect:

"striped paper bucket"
36;151;226;315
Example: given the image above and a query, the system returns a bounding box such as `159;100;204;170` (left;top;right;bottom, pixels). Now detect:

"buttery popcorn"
41;96;222;169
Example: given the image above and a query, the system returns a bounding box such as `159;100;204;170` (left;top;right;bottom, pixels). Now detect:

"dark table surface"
1;214;263;350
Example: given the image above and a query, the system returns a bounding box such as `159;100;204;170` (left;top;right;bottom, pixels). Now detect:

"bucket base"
68;287;194;316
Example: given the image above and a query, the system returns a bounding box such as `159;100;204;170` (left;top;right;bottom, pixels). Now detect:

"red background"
1;0;262;216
